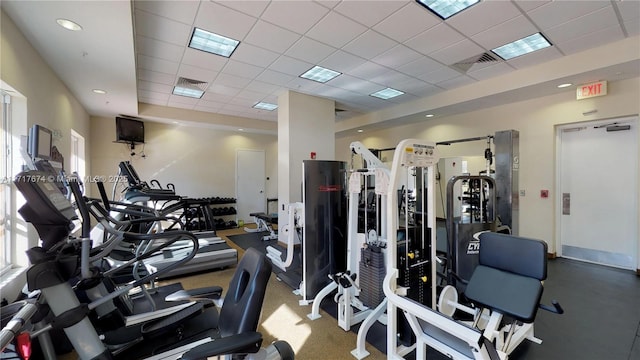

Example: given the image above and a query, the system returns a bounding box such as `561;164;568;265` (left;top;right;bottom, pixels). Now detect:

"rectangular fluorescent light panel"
253;102;278;111
416;0;479;19
189;28;239;58
300;66;341;83
492;33;551;60
172;86;204;99
370;88;404;100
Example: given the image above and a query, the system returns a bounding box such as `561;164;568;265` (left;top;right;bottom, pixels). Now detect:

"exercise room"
1;1;639;359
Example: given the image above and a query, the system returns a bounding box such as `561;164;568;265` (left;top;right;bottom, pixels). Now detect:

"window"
70;129;85;180
0;92;11;273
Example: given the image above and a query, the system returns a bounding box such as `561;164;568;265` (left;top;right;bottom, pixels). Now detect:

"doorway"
236;149;266;224
556;117;638;270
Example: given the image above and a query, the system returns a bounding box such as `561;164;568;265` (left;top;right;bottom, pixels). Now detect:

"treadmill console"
14;171;77;250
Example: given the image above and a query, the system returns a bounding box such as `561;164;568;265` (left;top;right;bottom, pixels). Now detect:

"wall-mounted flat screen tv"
28;124;53;160
115;116;144;144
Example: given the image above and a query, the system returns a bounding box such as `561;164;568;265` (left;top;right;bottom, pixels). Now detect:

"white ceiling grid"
2;0;639;128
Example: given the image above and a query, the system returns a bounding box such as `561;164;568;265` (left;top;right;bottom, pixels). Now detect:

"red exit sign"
576;81;607;100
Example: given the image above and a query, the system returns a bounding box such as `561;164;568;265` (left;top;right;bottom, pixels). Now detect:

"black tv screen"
115;117;144;144
28;124;52;160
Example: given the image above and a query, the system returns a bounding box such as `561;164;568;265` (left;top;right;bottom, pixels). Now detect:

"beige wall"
89;117;277;202
1;9;92;300
336;77;640;254
1;10;90;162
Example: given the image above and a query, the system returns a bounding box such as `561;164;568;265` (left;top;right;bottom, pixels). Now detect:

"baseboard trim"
547;252;557;259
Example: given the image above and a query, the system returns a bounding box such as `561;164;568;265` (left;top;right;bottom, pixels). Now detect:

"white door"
236;149;266;224
557;117;638;270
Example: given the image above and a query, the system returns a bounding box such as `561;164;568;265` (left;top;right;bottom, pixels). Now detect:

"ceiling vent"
450;52;499;73
176;77;208;91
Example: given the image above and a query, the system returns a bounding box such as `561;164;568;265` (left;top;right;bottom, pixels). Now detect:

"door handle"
562;193;570;215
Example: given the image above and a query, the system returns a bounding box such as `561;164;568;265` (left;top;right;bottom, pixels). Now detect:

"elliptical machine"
13;169;295;360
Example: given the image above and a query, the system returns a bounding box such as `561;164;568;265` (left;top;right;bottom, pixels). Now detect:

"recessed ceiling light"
300;66;341;83
56;18;82;31
92;89;107;94
172;87;204;99
425;114;434;118
370;88;405;100
557;83;572;88
357;129;364;133
253;102;278;111
189;28;239;58
491;33;551;60
238;128;244;131
415;0;479;19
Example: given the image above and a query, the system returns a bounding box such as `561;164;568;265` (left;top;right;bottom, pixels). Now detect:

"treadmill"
103;162;238;278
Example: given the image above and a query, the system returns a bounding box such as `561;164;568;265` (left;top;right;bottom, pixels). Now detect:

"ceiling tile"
326;74;384;95
207;83;242;97
527;0;610;30
256;69;296;86
138;89;170;102
216;1;270;18
181;48;229;71
133;0;199;25
221;60;264;79
347;61;391;81
468;62;514;81
286;37;337;64
235;89;271;102
247;80;281;94
138;80;173;93
371;44;423;69
194;103;223;112
139;97;168;106
405;23;465;55
202;91;235;103
244;20;301;53
135;9;192;46
231;43;280;67
616;1;640;22
397;57;445;78
418;66;461;84
227;96;257;107
215;73;253;88
513;0;551;13
507;46;563;69
285;77;323;93
392;77;436;96
406;84;442;98
169;95;199;106
307;11;368;48
545;6;620;45
194;1;257;40
342;30;397;59
261;1;330;34
429;39;485;65
333;0;406;27
319;50;367;73
137;54;180;75
197;99;225;110
447;0;522;37
373;2;441;43
137;68;176;85
436;75;476;90
269;56;313;76
314;1;341;10
177;63;218;83
554;25;625;55
471;16;538;50
624;19;640;37
370;70;414;89
136;36;185;62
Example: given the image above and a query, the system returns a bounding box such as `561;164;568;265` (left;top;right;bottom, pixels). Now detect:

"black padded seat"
464;232;547;324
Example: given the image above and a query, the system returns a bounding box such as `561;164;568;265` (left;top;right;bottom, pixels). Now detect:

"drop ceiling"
2;0;639;134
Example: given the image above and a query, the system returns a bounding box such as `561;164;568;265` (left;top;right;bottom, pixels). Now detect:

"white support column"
277;90;335;239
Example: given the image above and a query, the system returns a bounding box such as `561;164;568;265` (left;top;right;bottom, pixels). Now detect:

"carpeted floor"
175;226;387;360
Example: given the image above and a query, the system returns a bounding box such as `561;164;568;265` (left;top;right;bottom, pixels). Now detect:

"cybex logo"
467;241;480;255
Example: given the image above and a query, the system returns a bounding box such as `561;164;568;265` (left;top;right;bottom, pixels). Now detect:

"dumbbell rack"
183;197;237;232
